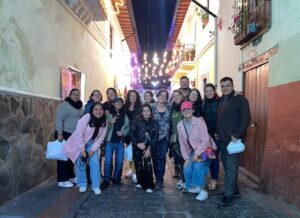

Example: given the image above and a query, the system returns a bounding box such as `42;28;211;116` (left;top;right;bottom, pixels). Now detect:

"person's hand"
137;143;146;150
143;148;151;158
192;155;199;162
111;115;119;124
183;160;190;168
58;134;64;142
116;131;123;136
231;135;238;142
82;151;87;158
88;151;94;157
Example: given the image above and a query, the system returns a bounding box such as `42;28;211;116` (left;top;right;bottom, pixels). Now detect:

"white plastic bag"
45;140;68;161
124;143;133;161
227;139;245;154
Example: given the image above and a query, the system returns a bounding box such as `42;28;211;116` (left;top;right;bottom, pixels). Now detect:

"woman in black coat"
130;104;159;193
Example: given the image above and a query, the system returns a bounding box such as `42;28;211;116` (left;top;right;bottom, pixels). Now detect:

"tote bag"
45;140;68;161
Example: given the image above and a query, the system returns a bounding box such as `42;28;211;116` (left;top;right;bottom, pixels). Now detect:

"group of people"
54;76;250;208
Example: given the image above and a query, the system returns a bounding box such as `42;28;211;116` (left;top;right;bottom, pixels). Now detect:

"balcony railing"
231;0;271;45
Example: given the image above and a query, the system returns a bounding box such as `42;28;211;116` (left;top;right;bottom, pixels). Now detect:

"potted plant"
196;8;209;28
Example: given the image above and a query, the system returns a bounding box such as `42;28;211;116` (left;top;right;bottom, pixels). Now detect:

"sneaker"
132;173;138;183
217;191;241;199
92;188;101;195
196;189;208;201
100;180;109;190
146;188;153;193
79;187;87;192
69;177;77;184
188;186;201;194
136;184;142;189
176;180;184;190
219;196;233;208
58;181;74;188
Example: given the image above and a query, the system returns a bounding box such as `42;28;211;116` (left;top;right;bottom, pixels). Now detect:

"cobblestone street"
0;159;298;218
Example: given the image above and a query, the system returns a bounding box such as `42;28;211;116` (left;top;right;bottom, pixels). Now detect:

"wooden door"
242;63;268;177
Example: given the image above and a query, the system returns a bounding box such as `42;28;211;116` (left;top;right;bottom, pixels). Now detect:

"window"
60;67;85;100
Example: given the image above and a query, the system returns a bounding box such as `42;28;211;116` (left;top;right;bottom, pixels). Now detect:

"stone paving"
0;159;299;218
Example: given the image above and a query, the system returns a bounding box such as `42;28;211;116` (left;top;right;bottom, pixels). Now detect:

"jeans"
152;139;169;186
184;152;210;189
75;140;100;189
210;139;220;180
104;142;124;182
173;143;184;181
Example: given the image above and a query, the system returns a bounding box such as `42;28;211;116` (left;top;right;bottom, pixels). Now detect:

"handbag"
227;139;245;154
124;143;133;161
45;140;68;161
183;121;216;161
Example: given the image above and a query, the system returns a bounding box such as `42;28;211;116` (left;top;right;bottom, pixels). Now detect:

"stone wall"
0;92;60;205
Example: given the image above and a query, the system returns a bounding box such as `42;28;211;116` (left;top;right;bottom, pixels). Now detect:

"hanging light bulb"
163;51;167;58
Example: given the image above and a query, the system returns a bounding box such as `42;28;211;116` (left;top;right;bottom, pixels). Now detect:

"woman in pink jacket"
64;103;107;195
177;101;216;201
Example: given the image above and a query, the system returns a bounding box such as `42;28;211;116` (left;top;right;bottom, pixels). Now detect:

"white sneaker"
132;173;138;183
69;177;77;184
79;187;87;192
58;181;74;188
92;188;101;195
176;180;184;190
136;184;142;189
196;189;208;201
188;186;201;194
182;183;186;189
146;188;153;193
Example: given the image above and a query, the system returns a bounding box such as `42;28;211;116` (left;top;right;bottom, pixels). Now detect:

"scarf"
65;97;83;109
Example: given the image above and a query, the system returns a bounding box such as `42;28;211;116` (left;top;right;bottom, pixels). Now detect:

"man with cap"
177;101;216;201
101;97;130;190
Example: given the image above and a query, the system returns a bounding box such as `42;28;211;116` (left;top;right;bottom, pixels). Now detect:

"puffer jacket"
130;118;159;151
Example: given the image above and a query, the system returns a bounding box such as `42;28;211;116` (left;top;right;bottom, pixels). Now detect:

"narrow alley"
0;160;297;218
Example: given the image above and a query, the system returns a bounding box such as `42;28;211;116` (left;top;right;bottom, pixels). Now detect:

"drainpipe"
191;0;218;86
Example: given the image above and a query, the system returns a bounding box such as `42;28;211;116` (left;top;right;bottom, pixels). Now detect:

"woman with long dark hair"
124;90;142;183
189;88;203;117
103;88;117;114
55;89;83;188
63;103;107;194
131;104;159;193
203;83;220;191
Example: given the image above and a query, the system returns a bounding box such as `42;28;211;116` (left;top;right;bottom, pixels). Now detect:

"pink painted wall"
261;81;300;207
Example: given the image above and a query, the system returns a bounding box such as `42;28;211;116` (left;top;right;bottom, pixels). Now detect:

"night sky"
132;0;177;53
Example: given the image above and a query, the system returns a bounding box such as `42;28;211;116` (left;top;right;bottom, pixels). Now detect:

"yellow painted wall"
0;0;127;100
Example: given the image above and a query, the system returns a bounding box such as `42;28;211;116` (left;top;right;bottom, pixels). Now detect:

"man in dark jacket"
216;77;251;208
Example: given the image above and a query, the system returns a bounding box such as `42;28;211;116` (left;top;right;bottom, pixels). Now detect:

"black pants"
55;131;75;182
134;149;154;189
220;142;240;198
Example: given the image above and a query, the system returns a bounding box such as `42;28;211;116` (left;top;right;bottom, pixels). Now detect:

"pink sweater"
177;116;216;160
63;113;107;163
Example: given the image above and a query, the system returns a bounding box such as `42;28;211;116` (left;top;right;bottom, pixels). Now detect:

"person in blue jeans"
101;97;129;190
63;103;107;195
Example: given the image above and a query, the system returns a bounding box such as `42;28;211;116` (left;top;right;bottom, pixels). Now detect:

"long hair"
138;103;153;120
89;103;106;128
124;90;142;110
189;88;203;105
204;83;219;101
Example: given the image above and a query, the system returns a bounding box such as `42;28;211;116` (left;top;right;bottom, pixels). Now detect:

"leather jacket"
130;118;159;151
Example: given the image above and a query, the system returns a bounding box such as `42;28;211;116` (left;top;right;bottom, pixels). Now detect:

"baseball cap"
181;101;193;111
